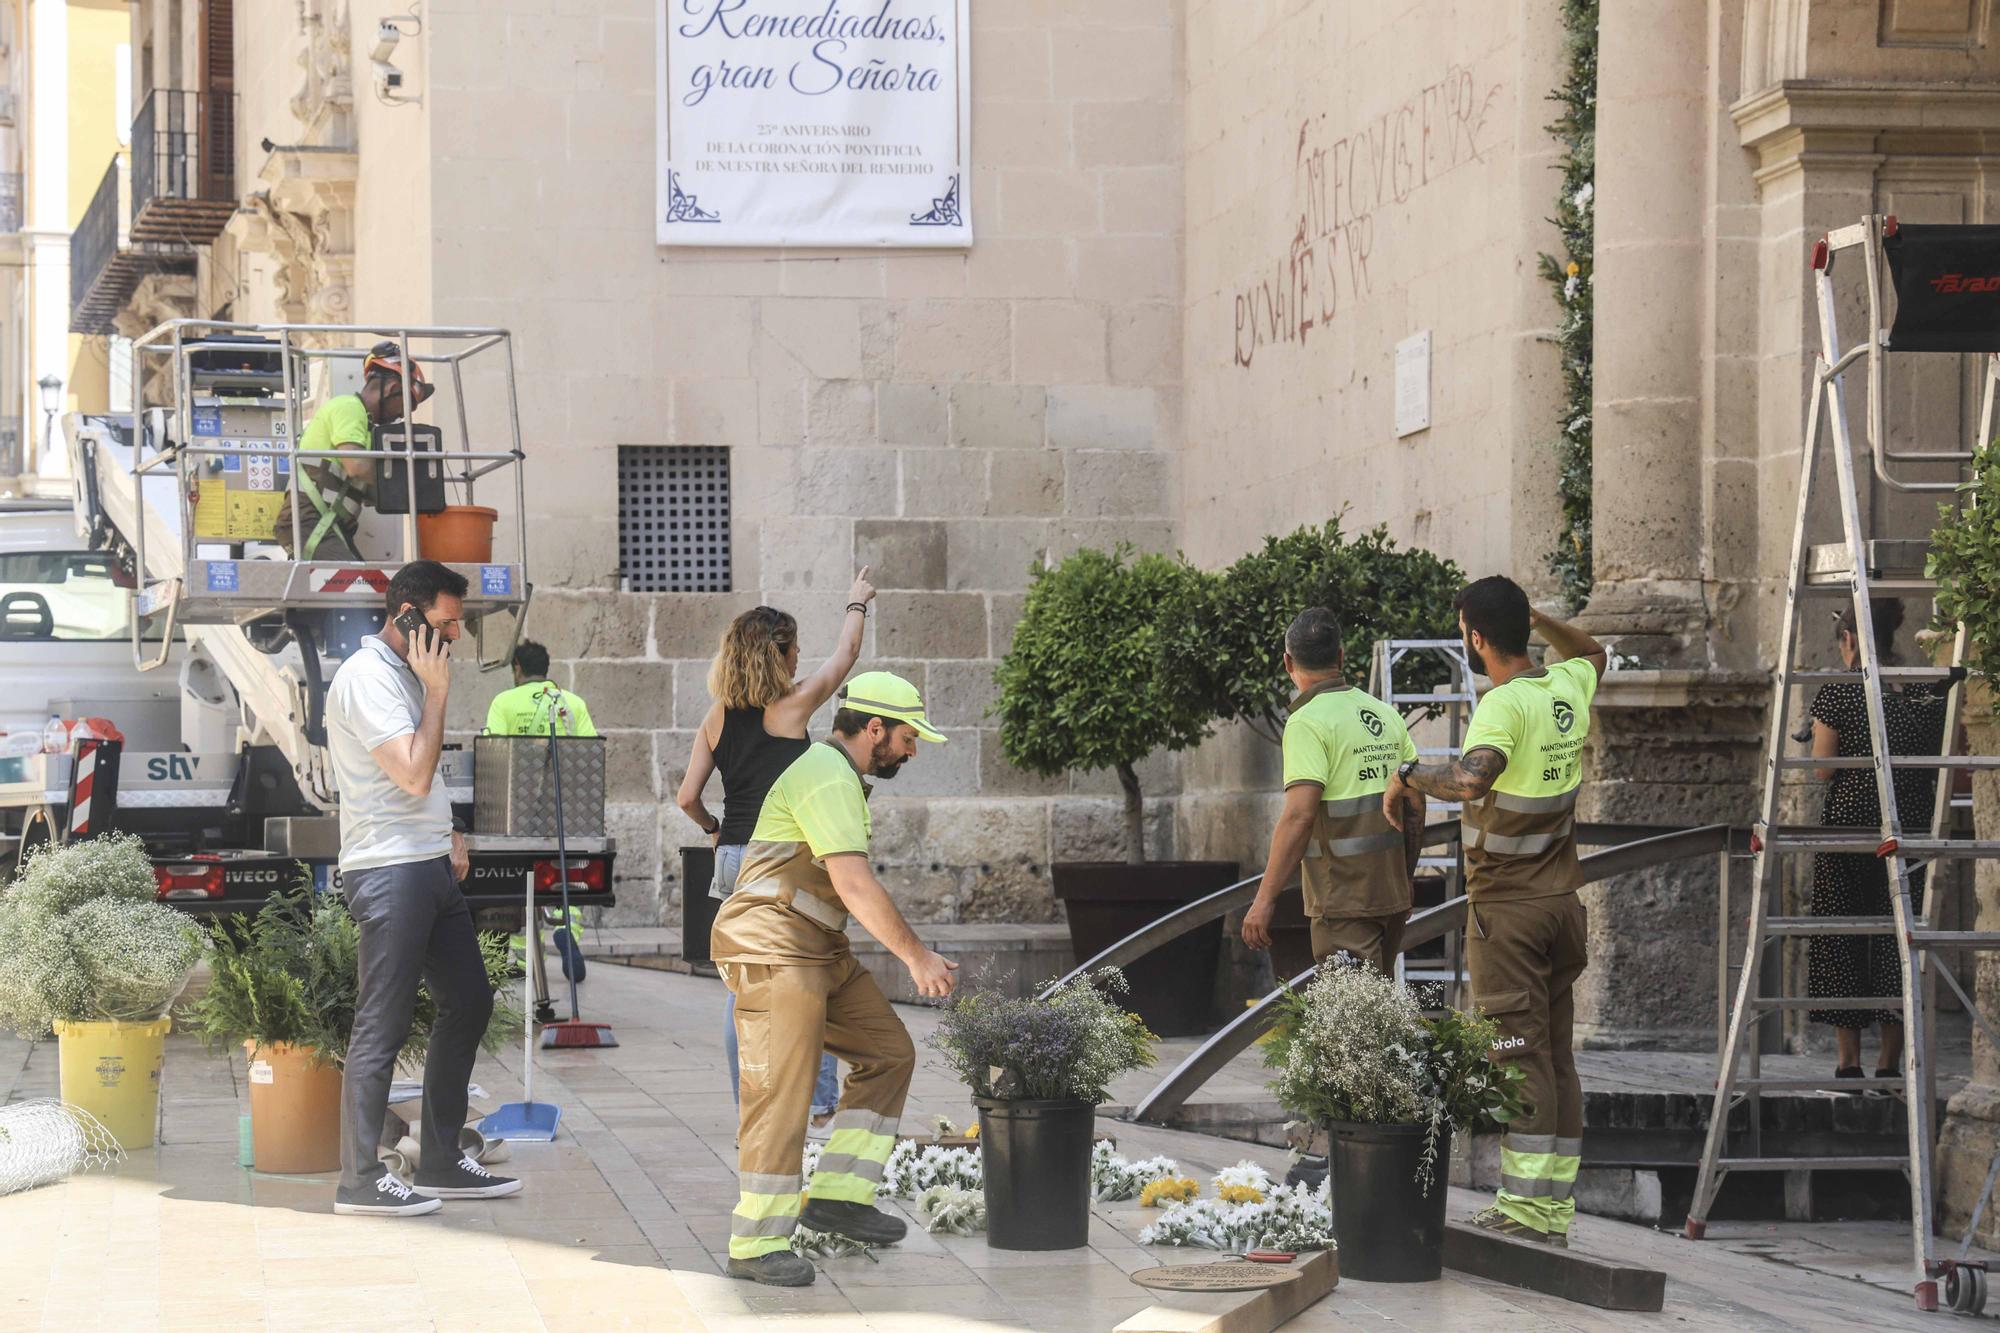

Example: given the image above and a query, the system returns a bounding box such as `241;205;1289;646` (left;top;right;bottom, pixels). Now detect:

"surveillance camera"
373;61;404;91
369;22;401;65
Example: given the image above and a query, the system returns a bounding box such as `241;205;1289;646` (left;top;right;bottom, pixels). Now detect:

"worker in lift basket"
274;341;435;561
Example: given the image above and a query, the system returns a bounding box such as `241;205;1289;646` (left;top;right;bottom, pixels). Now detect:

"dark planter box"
680;846;718;964
1051;861;1238;1037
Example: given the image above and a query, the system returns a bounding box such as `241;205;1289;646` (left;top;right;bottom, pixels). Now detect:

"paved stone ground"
0;959;1989;1331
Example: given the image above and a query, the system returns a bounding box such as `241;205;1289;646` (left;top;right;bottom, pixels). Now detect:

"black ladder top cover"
1885;223;2000;353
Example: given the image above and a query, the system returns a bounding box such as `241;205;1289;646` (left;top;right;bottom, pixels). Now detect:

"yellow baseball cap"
840;671;947;743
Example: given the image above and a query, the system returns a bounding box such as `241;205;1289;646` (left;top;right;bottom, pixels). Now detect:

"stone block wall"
425;0;1190;926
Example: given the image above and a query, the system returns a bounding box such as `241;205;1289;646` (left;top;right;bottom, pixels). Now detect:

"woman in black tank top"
676;569;877;1126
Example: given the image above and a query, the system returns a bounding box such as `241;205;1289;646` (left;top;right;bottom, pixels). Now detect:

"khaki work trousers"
720;953;915;1260
1465;891;1588;1236
1309;912;1407;977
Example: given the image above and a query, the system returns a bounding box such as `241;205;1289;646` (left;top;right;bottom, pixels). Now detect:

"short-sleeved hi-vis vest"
1281;682;1418;920
1459;656;1600;900
708;742;872;966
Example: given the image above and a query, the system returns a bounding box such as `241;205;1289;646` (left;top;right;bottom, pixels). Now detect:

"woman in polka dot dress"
1806;600;1948;1092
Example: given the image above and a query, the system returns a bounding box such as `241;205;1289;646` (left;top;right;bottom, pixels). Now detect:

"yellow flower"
1566;261;1580;277
1140;1176;1200;1208
965;1123;980;1139
1217;1184;1265;1205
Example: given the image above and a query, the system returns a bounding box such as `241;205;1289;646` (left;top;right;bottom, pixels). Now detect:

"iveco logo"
1553;700;1575;735
1359;709;1384;738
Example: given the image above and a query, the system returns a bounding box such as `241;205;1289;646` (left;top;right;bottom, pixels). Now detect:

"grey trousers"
339;855;492;1190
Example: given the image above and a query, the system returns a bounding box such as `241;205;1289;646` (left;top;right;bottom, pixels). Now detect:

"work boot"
728;1251;817;1287
1547;1227;1571;1250
800;1198;907;1246
1468;1205;1550;1244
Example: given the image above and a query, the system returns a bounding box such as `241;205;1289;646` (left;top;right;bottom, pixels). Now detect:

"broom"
538;705;617;1049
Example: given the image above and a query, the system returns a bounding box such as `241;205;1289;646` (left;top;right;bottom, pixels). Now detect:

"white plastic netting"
0;1099;126;1196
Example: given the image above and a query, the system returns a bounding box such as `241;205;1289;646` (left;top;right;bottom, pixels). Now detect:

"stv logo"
1930;273;2000;294
1553;700;1575;735
1359;708;1385;738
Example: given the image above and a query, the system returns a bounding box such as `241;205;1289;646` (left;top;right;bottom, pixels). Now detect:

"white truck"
0;320;614;930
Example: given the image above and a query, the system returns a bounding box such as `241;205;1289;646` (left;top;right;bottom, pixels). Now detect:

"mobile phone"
394;608;431;641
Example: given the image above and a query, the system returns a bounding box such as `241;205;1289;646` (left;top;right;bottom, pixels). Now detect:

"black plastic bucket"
976;1096;1096;1250
1327;1120;1449;1281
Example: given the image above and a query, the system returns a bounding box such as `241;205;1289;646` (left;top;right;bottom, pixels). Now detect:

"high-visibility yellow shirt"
1281;682;1418;919
485;682;597;738
710;742;872;967
1460;656;1598;899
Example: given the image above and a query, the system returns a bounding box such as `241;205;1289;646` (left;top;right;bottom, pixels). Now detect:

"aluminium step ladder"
1368;638;1477;1001
1685;216;2000;1314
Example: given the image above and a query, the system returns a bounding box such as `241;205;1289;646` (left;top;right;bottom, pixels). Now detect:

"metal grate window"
618;445;732;592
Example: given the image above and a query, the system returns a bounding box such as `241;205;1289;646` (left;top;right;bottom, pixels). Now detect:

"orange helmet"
362;341;435;407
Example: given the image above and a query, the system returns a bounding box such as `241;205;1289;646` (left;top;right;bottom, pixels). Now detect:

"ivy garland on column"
1539;0;1598;612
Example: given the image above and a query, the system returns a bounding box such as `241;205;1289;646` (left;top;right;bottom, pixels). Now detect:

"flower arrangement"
0;834;202;1037
1089;1140;1182;1202
927;967;1157;1104
1139;1177;1333;1253
1140;1175;1199;1209
179;881;520;1067
1212;1162;1271;1205
802;1138;983;1202
1264;961;1528;1193
915;1185;986;1236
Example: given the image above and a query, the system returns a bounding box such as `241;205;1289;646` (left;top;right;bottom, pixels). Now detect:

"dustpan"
477;841;563;1142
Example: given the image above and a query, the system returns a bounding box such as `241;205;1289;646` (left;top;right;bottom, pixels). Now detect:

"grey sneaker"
728;1251;817;1286
334;1172;442;1217
412;1153;522;1199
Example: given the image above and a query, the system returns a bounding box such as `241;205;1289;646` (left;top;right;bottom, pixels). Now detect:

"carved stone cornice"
1734;79;2000;182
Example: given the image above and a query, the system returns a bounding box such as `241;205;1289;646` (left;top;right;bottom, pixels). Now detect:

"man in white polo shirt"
327;560;520;1216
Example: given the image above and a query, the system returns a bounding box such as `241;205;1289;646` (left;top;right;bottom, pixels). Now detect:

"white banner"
656;1;973;248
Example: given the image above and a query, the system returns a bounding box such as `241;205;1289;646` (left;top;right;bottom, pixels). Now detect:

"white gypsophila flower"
10;833;157;917
67;898;202;1021
1572;182;1593;212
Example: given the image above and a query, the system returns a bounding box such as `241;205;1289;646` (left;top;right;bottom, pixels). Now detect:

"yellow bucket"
53;1016;171;1149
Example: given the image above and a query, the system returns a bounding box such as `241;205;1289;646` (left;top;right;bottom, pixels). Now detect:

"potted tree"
1264;962;1525;1282
180;881;522;1174
0;834;204;1149
179;883;359;1173
928;967;1156;1250
1158;521;1463;976
994;546;1233;1035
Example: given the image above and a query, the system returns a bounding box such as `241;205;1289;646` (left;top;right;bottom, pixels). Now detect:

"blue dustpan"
479;854;564;1143
479;1099;561;1142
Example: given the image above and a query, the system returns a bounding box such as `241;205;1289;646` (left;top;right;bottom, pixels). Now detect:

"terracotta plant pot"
245;1041;343;1174
416;504;498;564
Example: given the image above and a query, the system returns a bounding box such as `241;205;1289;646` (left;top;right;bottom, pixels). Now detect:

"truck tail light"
155;856;225;900
533;858;606;894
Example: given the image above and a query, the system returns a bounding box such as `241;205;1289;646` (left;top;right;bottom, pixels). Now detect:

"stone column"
1574;671;1768;1049
1941;683;2000;1243
1579;0;1710;664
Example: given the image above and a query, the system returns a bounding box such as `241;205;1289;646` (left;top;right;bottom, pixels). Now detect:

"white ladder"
1685;215;2000;1315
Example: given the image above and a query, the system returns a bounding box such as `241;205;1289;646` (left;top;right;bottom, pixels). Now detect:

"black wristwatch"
1396;759;1421;784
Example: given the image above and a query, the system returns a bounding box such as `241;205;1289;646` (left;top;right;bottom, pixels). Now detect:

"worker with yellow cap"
275;340;436;560
710;671;958;1287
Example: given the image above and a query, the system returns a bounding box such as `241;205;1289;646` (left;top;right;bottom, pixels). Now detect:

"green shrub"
1930;441;2000;686
180;880;519;1068
1157;520;1464;743
994;546;1211;864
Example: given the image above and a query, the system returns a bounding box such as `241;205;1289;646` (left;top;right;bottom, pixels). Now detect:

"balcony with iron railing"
70;155;197;335
131;88;236;244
